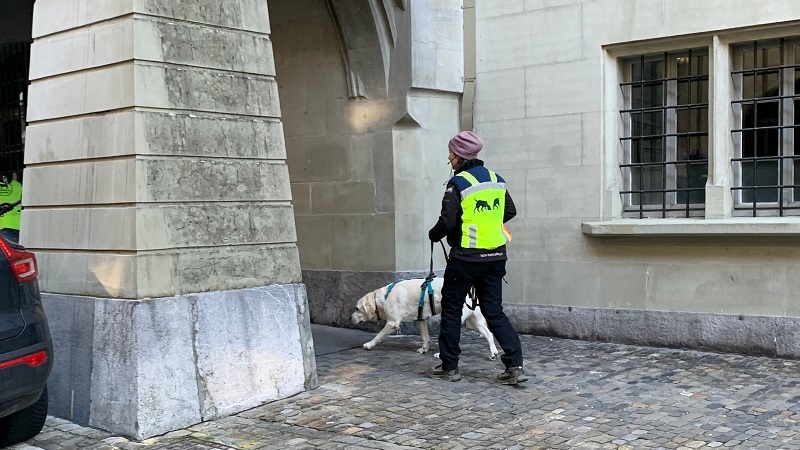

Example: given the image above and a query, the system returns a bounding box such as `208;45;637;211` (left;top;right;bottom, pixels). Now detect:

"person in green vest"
427;131;526;385
0;174;22;231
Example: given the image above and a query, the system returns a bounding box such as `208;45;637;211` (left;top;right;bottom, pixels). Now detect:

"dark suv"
0;215;51;446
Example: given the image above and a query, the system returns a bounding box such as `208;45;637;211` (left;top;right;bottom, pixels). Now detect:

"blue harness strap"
418;281;433;308
417;277;436;321
384;282;396;300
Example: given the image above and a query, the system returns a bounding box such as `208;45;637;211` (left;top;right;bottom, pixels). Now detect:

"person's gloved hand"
428;228;439;242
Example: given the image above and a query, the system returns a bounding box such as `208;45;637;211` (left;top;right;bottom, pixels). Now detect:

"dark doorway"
0;43;30;181
0;0;33;182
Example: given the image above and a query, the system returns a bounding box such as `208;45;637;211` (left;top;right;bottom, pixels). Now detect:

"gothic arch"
325;0;405;99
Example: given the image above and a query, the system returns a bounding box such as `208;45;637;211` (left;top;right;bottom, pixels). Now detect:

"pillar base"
43;284;317;440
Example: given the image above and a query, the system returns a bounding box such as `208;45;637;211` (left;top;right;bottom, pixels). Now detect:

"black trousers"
438;258;523;371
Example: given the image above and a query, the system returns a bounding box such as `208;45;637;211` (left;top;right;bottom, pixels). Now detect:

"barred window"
620;50;709;218
732;38;800;216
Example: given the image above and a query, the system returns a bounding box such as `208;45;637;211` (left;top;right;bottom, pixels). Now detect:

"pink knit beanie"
448;131;484;160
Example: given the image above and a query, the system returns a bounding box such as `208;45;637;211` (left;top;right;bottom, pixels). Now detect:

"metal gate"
0;42;30;182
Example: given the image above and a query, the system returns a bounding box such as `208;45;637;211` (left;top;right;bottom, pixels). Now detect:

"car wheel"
0;385;48;446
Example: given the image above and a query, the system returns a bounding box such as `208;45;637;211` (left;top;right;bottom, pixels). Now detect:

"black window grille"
0;42;30;182
731;38;800;216
619;49;709;218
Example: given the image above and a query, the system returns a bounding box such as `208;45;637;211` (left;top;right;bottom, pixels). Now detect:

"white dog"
351;278;499;360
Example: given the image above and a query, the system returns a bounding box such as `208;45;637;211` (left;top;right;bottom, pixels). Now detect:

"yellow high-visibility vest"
455;170;510;249
0;181;22;231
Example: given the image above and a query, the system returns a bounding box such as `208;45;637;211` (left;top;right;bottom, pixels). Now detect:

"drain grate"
154;438;238;450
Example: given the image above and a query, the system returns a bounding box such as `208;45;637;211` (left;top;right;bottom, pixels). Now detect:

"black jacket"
428;159;516;262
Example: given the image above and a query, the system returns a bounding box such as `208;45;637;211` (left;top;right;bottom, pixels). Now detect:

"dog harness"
384;278;436;322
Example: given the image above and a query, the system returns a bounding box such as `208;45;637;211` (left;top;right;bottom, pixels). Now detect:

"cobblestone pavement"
8;331;800;449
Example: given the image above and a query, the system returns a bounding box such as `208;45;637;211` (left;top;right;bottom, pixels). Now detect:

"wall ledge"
582;217;800;237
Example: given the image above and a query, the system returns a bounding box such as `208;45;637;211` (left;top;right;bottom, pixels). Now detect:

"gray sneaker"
427;364;462;382
497;366;528;385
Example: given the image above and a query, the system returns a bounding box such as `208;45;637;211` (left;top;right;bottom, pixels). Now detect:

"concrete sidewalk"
10;325;800;449
311;323;375;356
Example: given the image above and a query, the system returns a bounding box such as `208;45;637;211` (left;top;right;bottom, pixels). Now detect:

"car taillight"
0;237;38;283
0;350;47;370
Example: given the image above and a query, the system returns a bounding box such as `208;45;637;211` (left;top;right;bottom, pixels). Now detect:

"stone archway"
269;0;399;327
269;0;464;328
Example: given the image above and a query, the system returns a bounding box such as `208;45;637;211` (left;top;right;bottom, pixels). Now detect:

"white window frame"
585;23;800;237
731;38;800;217
619;51;709;218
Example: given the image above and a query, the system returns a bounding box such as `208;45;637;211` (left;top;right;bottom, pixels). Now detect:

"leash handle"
423;240;435;290
428;241;435;277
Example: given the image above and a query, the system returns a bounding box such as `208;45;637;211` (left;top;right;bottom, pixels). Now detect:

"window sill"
582;217;800;237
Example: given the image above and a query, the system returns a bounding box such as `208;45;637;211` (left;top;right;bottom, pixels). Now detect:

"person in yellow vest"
427;131;526;385
0;175;22;231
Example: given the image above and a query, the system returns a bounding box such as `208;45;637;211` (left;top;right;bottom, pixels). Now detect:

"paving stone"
10;334;800;449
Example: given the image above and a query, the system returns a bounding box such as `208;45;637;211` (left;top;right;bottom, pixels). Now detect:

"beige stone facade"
476;1;800;315
475;0;800;357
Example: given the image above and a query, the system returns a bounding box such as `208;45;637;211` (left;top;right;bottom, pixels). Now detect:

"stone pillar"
23;0;315;439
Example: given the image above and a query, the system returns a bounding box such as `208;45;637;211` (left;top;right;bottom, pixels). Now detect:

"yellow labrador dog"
351;278;499;360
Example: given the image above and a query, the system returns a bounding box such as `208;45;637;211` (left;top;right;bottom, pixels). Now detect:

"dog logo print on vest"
474;199;491;212
0;176;13;197
492;198;500;210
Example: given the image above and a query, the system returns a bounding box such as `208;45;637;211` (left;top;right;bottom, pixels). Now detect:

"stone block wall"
471;0;800;355
474;0;800;315
25;1;300;299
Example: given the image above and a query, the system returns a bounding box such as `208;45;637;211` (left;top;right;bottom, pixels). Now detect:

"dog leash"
413;239;507;320
436;241;480;311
